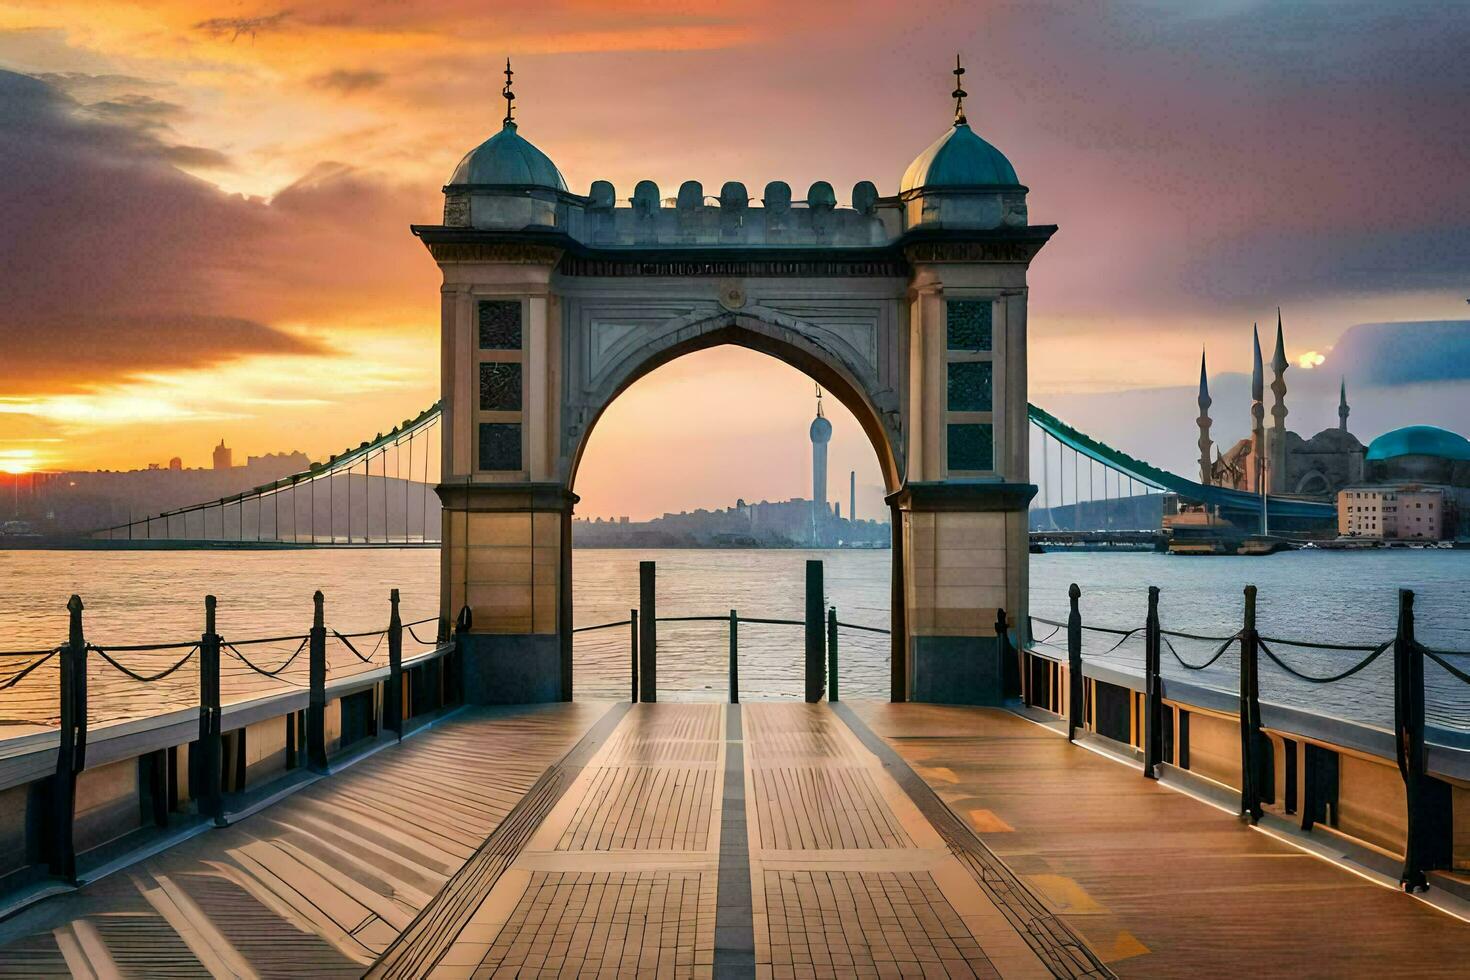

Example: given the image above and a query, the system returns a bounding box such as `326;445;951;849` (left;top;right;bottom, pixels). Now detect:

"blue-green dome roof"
901;122;1020;192
1365;425;1470;462
448;121;566;189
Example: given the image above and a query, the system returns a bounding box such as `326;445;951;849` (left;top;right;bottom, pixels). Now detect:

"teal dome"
448;121;566;189
901;122;1020;192
1365;425;1470;462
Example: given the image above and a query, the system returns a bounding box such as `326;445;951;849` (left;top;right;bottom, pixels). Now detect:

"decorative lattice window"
946;300;992;351
478;423;522;471
479;362;522;412
947;423;994;472
947;361;992;413
478;301;522;349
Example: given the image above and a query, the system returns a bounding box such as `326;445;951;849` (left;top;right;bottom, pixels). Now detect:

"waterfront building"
212;439;233;470
1338;486;1446;539
1334;424;1470;539
1200;316;1366;497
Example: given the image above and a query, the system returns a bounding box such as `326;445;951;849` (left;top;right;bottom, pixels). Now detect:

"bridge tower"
420;58;1053;705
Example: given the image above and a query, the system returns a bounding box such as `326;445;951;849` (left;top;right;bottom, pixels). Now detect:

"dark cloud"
309;69;387;95
192;12;291;42
79;93;184;132
0;69;435;393
1331;321;1470;385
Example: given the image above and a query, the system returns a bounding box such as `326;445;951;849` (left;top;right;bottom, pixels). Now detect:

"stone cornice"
886;481;1038;513
411;224;1058;275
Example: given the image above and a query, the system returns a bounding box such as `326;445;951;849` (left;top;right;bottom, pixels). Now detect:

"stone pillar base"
909;635;1004;705
460;633;564;704
438;482;576;705
888;481;1036;707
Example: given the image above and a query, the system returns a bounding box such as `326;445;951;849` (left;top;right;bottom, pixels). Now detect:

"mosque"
1196;315;1367;498
1194;316;1470;538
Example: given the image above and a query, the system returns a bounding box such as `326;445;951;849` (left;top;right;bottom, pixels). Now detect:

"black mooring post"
1067;584;1084;742
1143;586;1163;779
198;595;223;823
827;606;839;703
1238;585;1264;822
729;609;739;704
50;595;86;881
387;589;403;739
629;609;639;704
639;562;657;703
1393;588;1441;892
307;590;328;773
805;560;825;703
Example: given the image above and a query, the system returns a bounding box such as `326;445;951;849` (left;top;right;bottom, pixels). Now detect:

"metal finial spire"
815;383;825;419
952;53;968;126
502;58;516;128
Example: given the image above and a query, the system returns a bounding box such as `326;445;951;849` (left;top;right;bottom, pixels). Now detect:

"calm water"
1;547;1466;735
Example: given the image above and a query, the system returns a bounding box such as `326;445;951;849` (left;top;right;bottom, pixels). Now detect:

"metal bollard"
387;589;403;738
827;607;839;702
307;591;328;773
1143;586;1163;779
1066;584;1084;742
199;595;224;822
639;562;657;703
1238;585;1263;823
805;561;825;703
629;609;639;703
50;595;87;881
729;610;739;704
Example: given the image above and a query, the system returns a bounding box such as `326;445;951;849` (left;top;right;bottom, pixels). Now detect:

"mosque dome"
901;122;1020;193
448;121;567;189
1365;425;1470;462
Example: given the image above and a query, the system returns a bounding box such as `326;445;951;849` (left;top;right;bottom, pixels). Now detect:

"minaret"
1196;348;1213;485
1338;377;1350;431
1250;324;1265;494
810;385;832;546
849;470;856;524
1269;309;1289;493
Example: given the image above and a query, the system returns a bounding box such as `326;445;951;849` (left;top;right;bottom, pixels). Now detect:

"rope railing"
1420;644;1470;685
225;637;309;677
0;649;60;690
1021;582;1467;894
1257;638;1392;685
1161;633;1239;671
88;644;199;684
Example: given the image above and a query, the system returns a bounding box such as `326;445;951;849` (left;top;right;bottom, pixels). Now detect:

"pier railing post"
805;560;825;703
729;610;739;704
639;562;656;703
198;595;223;823
827;606;839;703
1238;585;1264;823
1067;584;1084;742
1143;586;1163;779
1392;589;1449;891
387;589;403;739
307;591;328;773
50;595;87;881
452;605;471;706
629;609;639;703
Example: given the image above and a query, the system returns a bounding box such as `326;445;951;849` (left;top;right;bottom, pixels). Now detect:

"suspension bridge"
87;401;1336;545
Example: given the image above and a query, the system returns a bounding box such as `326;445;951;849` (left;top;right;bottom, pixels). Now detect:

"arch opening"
565;330;898;703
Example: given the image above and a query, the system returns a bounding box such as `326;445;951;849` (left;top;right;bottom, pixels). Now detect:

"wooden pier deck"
0;700;1465;978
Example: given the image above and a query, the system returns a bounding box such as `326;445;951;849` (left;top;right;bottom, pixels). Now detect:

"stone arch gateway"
418;82;1055;706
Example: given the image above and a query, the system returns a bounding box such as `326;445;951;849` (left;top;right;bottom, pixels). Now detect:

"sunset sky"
1;1;1467;518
